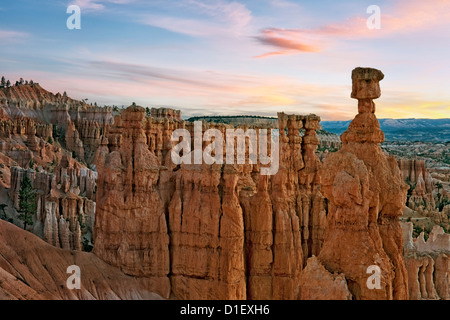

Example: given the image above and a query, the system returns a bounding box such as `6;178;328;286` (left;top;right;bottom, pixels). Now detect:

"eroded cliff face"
0;84;113;251
0;84;111;165
93;106;172;298
0;84;112;126
398;159;435;209
0;113;57;168
401;222;449;300
305;67;409;300
93;106;326;299
397;158;449;230
7;154;96;250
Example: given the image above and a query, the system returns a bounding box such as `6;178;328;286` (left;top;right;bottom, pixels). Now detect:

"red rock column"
316;67;409;299
93;105;170;299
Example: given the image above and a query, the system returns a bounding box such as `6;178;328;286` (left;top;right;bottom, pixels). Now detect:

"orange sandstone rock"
316;67;409;300
94;105;325;299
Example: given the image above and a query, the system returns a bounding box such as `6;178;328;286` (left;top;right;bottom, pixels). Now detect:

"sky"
0;0;449;120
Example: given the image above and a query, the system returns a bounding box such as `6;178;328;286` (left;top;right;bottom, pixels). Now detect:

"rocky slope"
0;219;162;300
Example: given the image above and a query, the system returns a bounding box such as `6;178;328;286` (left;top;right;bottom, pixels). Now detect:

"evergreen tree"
1;76;5;88
19;77;24;85
18;176;37;230
6;80;10;87
0;204;7;219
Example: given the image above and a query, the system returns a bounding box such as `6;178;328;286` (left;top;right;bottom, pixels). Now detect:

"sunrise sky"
0;0;449;120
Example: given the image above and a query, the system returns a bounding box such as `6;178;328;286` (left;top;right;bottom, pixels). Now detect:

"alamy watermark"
66;265;81;289
366;5;381;30
366;265;381;289
67;5;81;30
171;121;280;175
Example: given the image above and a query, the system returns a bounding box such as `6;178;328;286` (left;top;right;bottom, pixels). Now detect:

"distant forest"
187;115;277;121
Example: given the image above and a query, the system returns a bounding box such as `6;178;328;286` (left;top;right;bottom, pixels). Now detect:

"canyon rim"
0;67;448;300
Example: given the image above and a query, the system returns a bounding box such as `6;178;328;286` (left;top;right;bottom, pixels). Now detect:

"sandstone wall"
150;107;181;120
93;106;327;299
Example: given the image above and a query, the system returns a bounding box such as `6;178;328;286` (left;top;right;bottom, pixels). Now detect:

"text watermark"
171;121;279;175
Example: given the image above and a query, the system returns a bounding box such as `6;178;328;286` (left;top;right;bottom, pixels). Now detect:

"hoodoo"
302;67;409;299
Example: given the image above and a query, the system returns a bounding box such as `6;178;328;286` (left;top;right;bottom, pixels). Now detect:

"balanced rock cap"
351;67;384;100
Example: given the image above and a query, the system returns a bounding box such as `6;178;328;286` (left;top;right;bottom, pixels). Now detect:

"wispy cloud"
15;55;450;121
268;0;302;10
68;0;137;11
27;58;354;118
139;0;252;37
88;60;237;90
0;29;29;41
253;28;320;58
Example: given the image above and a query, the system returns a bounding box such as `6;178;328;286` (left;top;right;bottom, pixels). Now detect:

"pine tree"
0;204;7;219
6;80;11;87
18;176;37;230
1;76;5;88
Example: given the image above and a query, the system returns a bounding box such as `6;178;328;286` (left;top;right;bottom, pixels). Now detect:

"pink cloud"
17;61;354;119
253;29;320;58
255;0;450;58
